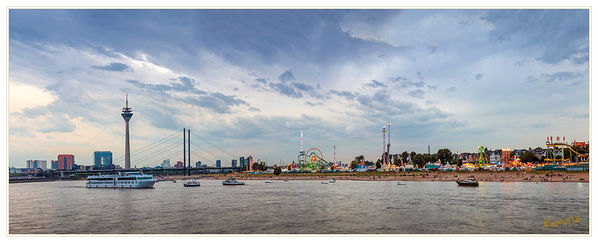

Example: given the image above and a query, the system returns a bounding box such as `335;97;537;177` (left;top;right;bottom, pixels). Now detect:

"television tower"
121;94;133;170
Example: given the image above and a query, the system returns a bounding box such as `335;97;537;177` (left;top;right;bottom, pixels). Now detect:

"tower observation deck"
122;94;133;169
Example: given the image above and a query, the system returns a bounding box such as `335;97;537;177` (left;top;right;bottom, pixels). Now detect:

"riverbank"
167;171;589;183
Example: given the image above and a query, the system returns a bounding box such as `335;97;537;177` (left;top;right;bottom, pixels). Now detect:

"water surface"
9;180;589;234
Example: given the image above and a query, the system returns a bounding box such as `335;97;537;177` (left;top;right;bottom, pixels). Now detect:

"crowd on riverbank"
166;171;589;183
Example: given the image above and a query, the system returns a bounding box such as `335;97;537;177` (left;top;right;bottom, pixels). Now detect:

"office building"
94;151;113;168
162;159;170;168
51;160;59;170
231;159;237;167
175;161;184;168
195;161;202;168
240;157;245;168
57;154;74;170
216;160;221;167
27;160;47;170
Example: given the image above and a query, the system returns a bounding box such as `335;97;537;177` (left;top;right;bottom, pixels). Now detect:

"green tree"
350;161;358;170
401;151;409;164
354;155;365;164
393;156;401;166
413;154;425;168
410;151;416;163
273;166;282;176
252;163;260;171
519;151;539;163
437;148;453;164
375;160;382;169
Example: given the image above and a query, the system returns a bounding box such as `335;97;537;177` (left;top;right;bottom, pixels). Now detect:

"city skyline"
8;9;589;168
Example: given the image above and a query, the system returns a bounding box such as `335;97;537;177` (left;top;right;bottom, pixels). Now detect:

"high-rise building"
239;157;245;168
195;161;201;168
57;154;74;170
121;94;133;170
94;151;113;168
51;160;59;170
162;159;170;168
175;161;184;168
27;160;47;170
231;159;237;167
216;160;221;167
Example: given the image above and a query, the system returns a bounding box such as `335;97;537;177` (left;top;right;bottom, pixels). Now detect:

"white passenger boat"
265;178;274;183
86;172;155;188
329;178;336;183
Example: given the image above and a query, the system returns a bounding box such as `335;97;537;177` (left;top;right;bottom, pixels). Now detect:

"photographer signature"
543;215;582;229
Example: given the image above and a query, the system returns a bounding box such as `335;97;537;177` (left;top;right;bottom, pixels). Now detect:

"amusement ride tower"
122;94;133;170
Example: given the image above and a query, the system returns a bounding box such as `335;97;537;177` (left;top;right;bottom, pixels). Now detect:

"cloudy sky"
8;9;589;167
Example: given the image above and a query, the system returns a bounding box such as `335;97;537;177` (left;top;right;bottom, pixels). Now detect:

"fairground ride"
298;147;332;171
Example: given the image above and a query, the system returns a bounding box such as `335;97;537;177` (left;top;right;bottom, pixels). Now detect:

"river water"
9;179;589;234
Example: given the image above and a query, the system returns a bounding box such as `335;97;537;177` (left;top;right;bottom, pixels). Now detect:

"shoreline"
167;171;589;183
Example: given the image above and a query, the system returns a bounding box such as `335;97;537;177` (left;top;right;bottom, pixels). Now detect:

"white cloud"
9;82;57;112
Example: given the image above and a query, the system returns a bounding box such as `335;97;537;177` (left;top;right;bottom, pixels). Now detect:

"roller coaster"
545;142;588;163
298;147;332;171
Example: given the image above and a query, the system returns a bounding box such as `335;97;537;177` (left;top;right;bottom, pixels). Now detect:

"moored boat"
265;179;274;183
184;179;200;187
223;177;245;185
456;179;479;187
86;171;155;188
329;178;336;183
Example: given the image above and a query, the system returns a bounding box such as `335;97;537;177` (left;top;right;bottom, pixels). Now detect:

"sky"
8;9;589;168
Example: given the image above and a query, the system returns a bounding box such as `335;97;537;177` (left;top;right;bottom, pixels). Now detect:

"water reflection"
9;180;589;234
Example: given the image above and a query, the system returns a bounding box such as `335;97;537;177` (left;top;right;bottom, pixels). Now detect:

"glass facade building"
94;151;113;168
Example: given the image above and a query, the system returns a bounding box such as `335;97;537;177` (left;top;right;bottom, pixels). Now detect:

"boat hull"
223;182;245;185
456;181;479;187
86;180;155;188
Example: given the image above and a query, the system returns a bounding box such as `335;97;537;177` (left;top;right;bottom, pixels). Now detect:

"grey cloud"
475;73;483;80
543;71;584;83
365;80;386;88
185;92;247;114
268;82;303;98
329;89;356;100
408;89;425;99
91;62;132;72
278;70;296;82
128;78;247;114
255;78;267;85
127;76;207;95
446;86;456;92
390;76;426;88
305;101;323;106
484;9;588;64
291;82;315;91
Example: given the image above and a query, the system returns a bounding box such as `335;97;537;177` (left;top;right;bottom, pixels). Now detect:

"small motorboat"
223;177;245;186
456;179;479;187
321;181;328;184
329;178;336;183
265;179;274;183
397;182;406;185
184;179;200;187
